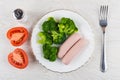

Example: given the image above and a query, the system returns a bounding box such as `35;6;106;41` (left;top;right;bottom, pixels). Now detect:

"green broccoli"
58;24;65;33
43;44;51;59
42;17;58;32
51;31;66;44
43;44;58;61
49;47;58;61
58;17;78;35
37;32;52;45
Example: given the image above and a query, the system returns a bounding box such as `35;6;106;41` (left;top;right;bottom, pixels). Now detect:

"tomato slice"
8;48;28;69
7;27;28;46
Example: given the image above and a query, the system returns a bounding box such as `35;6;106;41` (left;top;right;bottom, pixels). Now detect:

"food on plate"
7;27;28;46
42;17;58;32
58;33;81;58
51;31;66;44
62;38;89;65
37;32;53;45
43;44;58;61
58;17;78;35
8;48;28;69
37;17;78;62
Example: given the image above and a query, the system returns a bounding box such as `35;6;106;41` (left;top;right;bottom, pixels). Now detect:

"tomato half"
8;48;28;69
7;27;28;46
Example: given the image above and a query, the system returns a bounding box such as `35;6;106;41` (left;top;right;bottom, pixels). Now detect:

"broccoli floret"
58;17;78;35
43;44;51;59
59;17;68;24
58;24;65;33
37;32;52;45
42;44;58;61
49;54;57;61
42;17;58;32
49;47;58;61
42;21;50;32
51;31;66;44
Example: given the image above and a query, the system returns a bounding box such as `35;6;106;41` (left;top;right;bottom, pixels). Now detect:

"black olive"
14;9;23;20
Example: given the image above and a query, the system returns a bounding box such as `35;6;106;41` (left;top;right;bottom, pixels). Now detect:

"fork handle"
101;32;107;72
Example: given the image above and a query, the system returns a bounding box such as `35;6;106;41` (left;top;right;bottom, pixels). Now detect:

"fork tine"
99;5;103;20
105;5;108;21
100;5;104;21
100;5;108;21
102;5;105;20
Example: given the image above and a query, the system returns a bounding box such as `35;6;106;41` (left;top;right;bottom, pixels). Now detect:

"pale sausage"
62;38;89;65
58;33;81;58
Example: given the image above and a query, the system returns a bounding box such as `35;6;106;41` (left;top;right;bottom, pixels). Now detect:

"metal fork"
99;5;108;72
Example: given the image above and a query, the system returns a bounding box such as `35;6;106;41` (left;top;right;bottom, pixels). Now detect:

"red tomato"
7;27;28;46
8;48;28;69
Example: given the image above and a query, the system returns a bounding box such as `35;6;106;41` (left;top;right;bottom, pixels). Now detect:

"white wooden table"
0;0;120;80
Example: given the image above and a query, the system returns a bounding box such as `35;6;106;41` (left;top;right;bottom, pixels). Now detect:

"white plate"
31;10;94;72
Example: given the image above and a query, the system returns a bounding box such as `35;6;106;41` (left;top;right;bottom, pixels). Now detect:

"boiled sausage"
58;33;81;58
62;38;89;65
